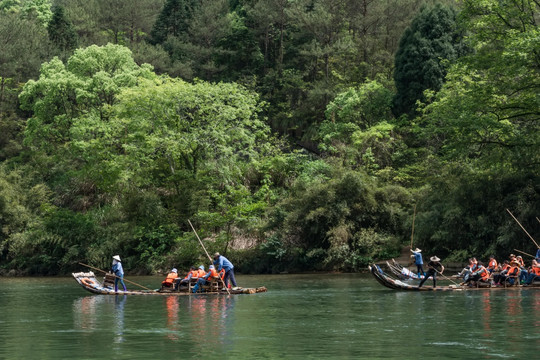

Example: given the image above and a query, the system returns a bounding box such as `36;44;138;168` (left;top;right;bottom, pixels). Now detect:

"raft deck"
73;271;267;296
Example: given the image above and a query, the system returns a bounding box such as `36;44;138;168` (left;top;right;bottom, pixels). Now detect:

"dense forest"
0;0;538;275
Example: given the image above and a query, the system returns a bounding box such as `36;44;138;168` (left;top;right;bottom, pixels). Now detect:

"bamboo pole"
78;262;153;291
435;269;461;287
188;220;230;295
513;248;536;259
410;204;417;249
506;209;540;249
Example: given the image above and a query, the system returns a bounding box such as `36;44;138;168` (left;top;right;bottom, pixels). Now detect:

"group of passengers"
160;252;239;292
458;250;540;287
410;247;540;288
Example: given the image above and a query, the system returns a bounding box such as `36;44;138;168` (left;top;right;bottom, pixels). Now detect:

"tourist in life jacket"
111;255;127;292
213;252;238;289
410;248;424;277
524;259;540;285
487;255;498;274
418;256;444;288
161;268;178;288
460;258;477;283
493;260;510;285
192;265;219;293
495;260;520;286
462;262;490;286
174;266;197;290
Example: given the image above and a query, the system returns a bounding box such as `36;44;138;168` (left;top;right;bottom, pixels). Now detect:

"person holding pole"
111;255;127;292
418;256;444;289
213;252;238;289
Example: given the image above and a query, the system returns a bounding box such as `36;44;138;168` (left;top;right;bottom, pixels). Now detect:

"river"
0;273;538;359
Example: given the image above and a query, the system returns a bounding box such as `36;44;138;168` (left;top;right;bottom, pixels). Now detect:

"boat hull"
369;264;540;291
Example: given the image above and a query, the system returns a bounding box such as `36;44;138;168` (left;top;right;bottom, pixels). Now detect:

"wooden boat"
368;264;540;291
386;259;425;280
72;271;267;296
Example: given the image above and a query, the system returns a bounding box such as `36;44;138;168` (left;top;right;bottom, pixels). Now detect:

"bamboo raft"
72;271;267;296
369;264;540;291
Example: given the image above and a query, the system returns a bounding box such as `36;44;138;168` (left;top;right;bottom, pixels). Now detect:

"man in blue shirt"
213;252;238;289
410;248;424;278
111;255;127;292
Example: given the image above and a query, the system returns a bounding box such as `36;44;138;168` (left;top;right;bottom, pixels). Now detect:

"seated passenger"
161;268;178;288
493;260;510;285
487;255;498;274
524;259;540;285
463;262;490;286
174;266;197;290
495;260;520;286
192;265;220;293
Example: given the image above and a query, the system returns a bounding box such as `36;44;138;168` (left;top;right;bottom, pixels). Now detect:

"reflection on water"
1;275;539;359
114;295;126;344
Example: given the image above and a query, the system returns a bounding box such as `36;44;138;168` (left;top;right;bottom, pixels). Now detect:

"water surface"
0;273;538;359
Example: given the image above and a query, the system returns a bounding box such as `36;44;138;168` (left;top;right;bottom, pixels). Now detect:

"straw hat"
411;248;422;253
112;255;121;262
430;256;440;262
213;252;221;259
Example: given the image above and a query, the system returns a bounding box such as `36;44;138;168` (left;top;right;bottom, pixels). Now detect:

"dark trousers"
416;264;424;277
418;269;437;288
224;269;237;287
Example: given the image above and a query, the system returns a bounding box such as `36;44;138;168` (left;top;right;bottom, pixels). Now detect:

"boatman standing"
111;255;127;292
410;248;424;277
213;252;238;289
418;256;444;289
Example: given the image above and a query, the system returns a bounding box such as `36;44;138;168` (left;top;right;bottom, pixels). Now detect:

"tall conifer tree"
47;5;78;53
392;4;465;117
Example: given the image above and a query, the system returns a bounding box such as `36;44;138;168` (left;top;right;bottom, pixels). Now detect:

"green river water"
0;273;538;359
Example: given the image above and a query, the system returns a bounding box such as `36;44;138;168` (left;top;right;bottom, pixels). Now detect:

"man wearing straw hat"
111;255;127;292
418;256;444;289
410;248;424;278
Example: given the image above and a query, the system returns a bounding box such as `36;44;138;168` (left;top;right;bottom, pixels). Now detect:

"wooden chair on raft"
190;276;224;293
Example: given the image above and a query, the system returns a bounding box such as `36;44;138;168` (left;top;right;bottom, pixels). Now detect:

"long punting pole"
410;204;417;249
435;269;461;287
188;220;230;295
513;248;536;259
506;209;540;249
78;262;153;291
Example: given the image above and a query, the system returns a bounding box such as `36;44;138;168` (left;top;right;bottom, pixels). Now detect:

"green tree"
47;5;78;55
149;0;198;45
392;3;465;116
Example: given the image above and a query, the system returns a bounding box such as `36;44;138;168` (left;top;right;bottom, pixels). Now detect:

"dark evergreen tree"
47;5;78;53
392;4;464;117
149;0;198;45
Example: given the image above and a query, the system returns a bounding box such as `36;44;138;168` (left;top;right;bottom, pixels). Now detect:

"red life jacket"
162;272;178;285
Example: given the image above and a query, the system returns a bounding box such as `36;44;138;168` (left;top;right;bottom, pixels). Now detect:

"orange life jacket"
162;272;178;285
506;266;519;277
532;266;540;276
219;269;225;279
476;266;489;281
205;268;219;280
488;259;498;269
183;270;197;280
